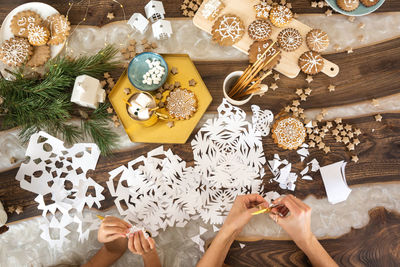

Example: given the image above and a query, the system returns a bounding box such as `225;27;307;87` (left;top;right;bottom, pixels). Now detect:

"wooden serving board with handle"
193;0;339;78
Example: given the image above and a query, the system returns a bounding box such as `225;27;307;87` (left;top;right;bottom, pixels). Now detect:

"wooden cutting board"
193;0;339;78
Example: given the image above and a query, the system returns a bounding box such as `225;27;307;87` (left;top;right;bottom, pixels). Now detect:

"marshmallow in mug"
127;93;153;120
142;58;165;85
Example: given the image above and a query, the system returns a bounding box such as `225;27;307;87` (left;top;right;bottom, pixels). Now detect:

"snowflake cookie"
254;2;272;20
47;14;71;45
306;29;329;52
269;5;293;27
201;0;225;20
212;14;245;46
0;37;32;67
10;10;42;38
248;20;272;41
277;28;303;52
272;116;306;150
166;88;197;120
28;25;50;46
298;51;324;75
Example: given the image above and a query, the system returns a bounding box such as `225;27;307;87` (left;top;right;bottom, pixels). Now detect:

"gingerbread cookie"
47;14;71;45
248;39;281;68
28;25;50;46
166;88;197;120
306;29;329;52
248;20;272;41
254;2;272;20
277;28;302;52
10;11;42;38
360;0;379;7
201;0;225;20
298;51;324;75
27;45;50;67
211;14;245;46
337;0;359;11
269;5;293;27
272;117;306;150
0;37;32;67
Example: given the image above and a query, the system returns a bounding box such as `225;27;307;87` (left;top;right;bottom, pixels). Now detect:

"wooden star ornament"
305;75;313;84
328;85;336;92
107;12;115;20
352;155;359;163
375;114;382;122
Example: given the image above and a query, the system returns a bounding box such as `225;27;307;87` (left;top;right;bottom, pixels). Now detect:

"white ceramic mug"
222;71;253;106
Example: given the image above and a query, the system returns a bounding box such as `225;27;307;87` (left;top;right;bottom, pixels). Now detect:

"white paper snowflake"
251;105;274;137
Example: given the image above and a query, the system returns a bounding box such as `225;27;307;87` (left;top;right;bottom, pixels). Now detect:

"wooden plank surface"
0;0;399;26
224;207;400;266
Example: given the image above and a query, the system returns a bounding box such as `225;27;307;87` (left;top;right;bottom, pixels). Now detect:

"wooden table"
1;1;400;266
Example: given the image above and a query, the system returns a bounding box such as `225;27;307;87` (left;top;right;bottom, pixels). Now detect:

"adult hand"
97;216;131;243
128;230;156;256
269;194;313;249
223;194;268;237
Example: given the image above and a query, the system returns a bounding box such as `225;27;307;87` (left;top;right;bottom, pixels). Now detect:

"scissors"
251;204;289;217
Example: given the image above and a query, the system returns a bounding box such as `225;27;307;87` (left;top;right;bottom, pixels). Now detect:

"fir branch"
81;103;119;155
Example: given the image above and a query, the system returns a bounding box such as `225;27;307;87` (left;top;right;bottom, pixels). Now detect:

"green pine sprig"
0;45;121;155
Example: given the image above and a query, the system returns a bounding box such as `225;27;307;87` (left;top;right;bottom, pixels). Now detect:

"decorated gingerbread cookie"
306;29;329;52
248;39;281;67
298;51;324;75
277;28;302;52
166;88;197;120
211;14;245;46
10;10;42;38
0;37;32;67
201;0;225;20
272;116;306;150
253;2;272;20
28;25;50;46
248;20;272;41
269;5;293;27
337;0;360;11
47;14;71;45
360;0;379;7
27;45;50;67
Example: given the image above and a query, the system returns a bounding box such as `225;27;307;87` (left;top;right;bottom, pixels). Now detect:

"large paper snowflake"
15;131;104;247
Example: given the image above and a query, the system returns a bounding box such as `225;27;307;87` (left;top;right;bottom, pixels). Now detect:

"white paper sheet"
319;161;351;204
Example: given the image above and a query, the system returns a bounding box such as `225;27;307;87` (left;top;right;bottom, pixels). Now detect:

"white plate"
0;2;65;59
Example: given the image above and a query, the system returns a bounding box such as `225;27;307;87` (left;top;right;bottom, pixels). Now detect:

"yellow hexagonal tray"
108;54;213;144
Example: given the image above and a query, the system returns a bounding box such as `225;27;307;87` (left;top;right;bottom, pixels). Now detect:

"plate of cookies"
325;0;385;16
0;2;70;68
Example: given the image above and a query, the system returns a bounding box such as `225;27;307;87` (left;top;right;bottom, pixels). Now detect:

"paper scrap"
239;243;246;249
199;226;208;236
302;175;313;181
212;225;220;232
319;161;351;204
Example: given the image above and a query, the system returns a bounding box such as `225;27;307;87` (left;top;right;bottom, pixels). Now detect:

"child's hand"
98;216;131;243
128;230;156;255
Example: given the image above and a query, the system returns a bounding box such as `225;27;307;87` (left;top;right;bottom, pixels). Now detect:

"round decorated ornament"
298;51;324;75
272;116;306;150
277;28;302;52
211;14;245;46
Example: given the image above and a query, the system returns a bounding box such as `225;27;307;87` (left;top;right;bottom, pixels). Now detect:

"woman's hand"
97;216;131;244
223;194;268;237
270;194;313;249
128;230;156;256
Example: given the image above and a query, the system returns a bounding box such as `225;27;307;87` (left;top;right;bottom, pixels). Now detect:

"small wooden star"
372;99;379;107
321;126;329;133
358;22;365;29
100;80;107;87
326;121;333;128
284;106;291;112
280;0;286;5
107;107;114;114
354;128;362;135
171;67;178;75
293;111;299;117
8;206;15;213
316;114;324;122
286;3;292;9
311;1;318;7
325;9;332;16
307;128;313;134
107;12;115;20
375;114;382;122
114;121;120;127
300;94;308;101
315;136;322;143
323;146;331;154
298;108;304;114
292;100;300;107
321;108;328;116
305;75;313;84
347;132;354;138
328;85;336;92
347;143;355;151
295;88;303;96
304;87;312;95
312;121;318;128
309;141;316;148
189;79;197;86
344;124;352;131
103;72;111;78
318;142;325;150
15;206;23;214
353;138;360;146
346;47;354;54
167;121;175;128
320;132;326;138
336;124;344;130
332;129;339;136
351;155;359;163
334;118;342;124
347;16;355;22
300;113;306;120
334;44;341;52
313;128;319;134
309;134;316;140
317;1;324;8
341;130;347;136
273;73;280;81
335;136;342;142
291;106;298;112
270;83;278;91
112;115;119;122
342;136;350;144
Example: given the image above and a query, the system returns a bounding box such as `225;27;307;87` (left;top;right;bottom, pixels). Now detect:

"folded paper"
319;161;351;204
